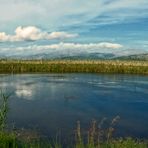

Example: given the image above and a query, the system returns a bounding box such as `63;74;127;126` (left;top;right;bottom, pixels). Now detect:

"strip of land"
0;60;148;74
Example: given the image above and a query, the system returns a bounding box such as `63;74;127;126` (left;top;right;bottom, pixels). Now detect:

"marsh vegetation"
0;60;147;74
0;61;147;147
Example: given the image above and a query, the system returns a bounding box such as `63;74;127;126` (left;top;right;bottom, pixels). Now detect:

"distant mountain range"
114;53;148;61
0;48;148;60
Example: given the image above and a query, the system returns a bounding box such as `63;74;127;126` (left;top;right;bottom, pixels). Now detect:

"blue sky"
0;0;148;57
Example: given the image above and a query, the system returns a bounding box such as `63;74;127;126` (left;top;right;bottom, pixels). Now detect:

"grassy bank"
0;60;148;75
0;132;147;148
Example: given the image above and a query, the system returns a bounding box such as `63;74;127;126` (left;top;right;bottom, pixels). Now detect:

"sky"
0;0;148;57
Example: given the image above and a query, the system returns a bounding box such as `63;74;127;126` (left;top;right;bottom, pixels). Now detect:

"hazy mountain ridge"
114;53;148;61
0;48;147;60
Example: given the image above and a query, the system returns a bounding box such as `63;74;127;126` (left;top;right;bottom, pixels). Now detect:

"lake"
0;74;148;139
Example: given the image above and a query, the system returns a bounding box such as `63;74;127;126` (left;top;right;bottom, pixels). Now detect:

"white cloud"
0;26;78;42
0;42;123;58
15;84;35;100
38;42;123;50
15;88;32;97
0;0;147;31
3;42;122;51
47;32;78;40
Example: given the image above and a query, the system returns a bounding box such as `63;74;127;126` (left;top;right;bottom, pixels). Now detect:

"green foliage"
0;133;147;148
0;91;9;131
74;117;147;148
106;138;148;148
0;132;16;148
0;60;147;74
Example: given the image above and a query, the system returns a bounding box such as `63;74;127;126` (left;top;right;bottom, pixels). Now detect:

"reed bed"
0;60;148;74
75;118;147;148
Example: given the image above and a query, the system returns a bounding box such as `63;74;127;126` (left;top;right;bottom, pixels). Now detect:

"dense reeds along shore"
0;60;148;74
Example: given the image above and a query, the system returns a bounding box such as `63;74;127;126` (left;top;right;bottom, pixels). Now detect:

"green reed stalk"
0;91;9;131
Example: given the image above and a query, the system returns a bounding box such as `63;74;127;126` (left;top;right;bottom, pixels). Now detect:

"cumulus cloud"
34;42;123;50
0;42;123;59
0;26;78;42
0;42;123;58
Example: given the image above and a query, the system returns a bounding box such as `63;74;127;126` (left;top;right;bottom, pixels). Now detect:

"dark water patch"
0;74;148;139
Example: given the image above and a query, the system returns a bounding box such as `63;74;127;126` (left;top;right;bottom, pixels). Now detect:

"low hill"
115;53;148;61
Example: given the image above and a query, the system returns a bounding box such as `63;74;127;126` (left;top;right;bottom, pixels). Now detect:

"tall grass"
0;91;17;148
0;91;9;131
0;60;147;74
75;117;147;148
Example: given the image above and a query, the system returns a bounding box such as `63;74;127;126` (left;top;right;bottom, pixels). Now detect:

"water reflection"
0;74;148;138
15;85;33;98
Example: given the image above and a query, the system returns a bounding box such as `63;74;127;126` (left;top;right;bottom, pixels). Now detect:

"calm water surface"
0;74;148;139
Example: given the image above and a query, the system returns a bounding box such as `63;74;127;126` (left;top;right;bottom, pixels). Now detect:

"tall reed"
0;60;147;74
0;91;9;131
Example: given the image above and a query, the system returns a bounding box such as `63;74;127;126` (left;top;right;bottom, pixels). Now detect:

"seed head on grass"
107;116;120;143
97;117;107;146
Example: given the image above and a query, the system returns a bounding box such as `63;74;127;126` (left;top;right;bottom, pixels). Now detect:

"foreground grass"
0;132;147;148
76;138;147;148
0;60;148;74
